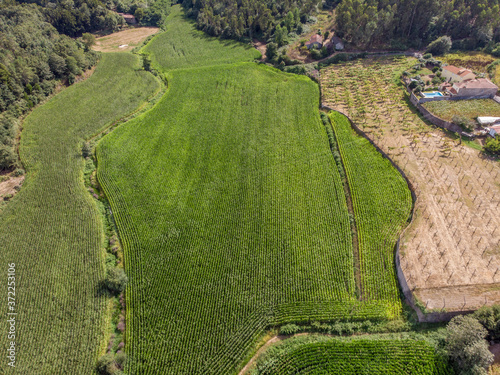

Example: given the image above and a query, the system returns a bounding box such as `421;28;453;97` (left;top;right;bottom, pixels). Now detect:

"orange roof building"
442;65;476;83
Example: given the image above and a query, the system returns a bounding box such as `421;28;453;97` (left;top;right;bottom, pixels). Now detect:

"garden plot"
321;56;500;312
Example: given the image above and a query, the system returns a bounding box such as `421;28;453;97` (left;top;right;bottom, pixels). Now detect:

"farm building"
118;13;137;24
477;117;500;126
330;36;344;50
445;78;498;98
306;34;323;50
442;65;476;83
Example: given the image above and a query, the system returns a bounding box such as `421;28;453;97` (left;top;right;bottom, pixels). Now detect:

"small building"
306;34;323;50
118;13;137;24
330;36;344;50
477;117;500;126
447;78;498;98
442;65;476;83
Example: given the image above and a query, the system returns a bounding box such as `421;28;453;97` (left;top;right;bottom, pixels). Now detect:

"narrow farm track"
0;53;158;373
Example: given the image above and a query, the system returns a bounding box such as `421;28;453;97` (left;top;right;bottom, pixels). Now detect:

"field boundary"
321;105;437;321
321;105;478;323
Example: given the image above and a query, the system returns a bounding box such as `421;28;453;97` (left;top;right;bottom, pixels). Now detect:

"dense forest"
0;0;170;170
335;0;500;49
0;3;99;169
181;0;320;39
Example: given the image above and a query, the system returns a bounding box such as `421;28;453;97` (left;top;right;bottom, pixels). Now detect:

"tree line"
0;3;99;170
181;0;320;40
335;0;500;50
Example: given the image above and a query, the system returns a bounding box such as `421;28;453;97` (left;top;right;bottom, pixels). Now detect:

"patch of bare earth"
252;40;266;60
0;176;24;198
321;57;500;313
93;27;159;53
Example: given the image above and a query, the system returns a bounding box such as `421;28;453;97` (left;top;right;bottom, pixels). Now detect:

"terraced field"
0;53;159;373
252;335;452;374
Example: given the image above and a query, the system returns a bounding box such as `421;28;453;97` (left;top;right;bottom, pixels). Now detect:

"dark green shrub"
96;353;118;374
105;267;128;293
473;305;500;340
452;115;476;132
310;49;321;60
82;142;91;158
13;168;24;177
115;351;127;369
426;36;452;55
445;315;493;375
423;53;432;59
484;135;500;155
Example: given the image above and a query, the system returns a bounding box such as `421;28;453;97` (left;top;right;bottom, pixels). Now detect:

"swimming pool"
422;91;444;98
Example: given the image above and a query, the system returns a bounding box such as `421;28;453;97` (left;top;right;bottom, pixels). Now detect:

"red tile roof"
443;65;474;77
453;78;498;90
309;34;323;44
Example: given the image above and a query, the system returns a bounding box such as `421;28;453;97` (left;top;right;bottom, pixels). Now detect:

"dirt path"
238;335;281;375
252;40;266;60
0;176;24;198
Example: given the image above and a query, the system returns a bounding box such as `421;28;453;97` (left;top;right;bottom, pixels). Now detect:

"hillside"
0;53;159;373
96;6;412;373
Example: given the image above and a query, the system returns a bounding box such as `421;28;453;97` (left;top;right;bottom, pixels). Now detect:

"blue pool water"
422;91;444;98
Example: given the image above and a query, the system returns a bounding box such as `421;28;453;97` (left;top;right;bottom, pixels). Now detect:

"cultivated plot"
0;53;159;373
321;57;500;311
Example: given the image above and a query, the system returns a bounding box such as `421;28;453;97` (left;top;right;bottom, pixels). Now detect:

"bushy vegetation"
426;36;453;56
0;53;158;373
484;134;500;154
0;3;99;169
423;99;500;123
445;315;493;375
335;0;500;49
252;335;452;374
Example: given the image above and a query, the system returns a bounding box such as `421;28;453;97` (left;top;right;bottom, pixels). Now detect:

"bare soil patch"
0;176;24;198
252;40;266;60
321;56;500;313
93;27;159;52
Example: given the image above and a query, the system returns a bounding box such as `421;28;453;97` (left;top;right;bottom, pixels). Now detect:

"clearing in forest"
0;53;159;374
93;27;159;52
96;6;412;373
321;56;500;312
